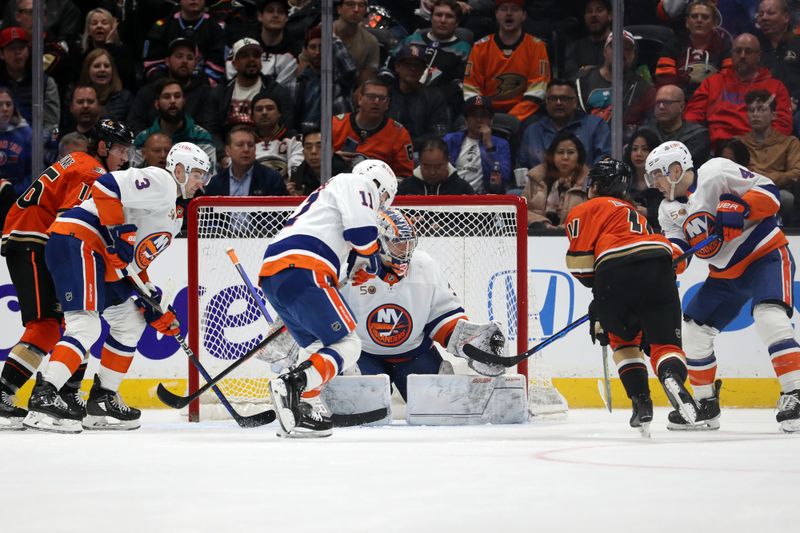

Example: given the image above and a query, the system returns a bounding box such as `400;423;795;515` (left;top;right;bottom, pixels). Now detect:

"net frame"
186;195;529;422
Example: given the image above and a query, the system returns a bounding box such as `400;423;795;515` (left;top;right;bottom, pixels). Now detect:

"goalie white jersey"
658;157;786;278
340;250;467;359
49;166;183;281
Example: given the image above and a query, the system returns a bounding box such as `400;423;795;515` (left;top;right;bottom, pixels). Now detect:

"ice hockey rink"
3;408;795;533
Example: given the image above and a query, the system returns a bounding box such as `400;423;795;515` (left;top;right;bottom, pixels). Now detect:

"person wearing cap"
250;92;303;178
127;37;216;135
443;95;511;194
13;0;72;93
0;26;60;136
386;44;450;154
463;0;551;124
334;0;380;83
564;0;613;81
1;0;81;51
143;0;226;85
576;29;655;141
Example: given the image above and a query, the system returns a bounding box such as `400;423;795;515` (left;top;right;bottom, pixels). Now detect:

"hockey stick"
598;345;612;412
126;273;276;427
463;233;722;367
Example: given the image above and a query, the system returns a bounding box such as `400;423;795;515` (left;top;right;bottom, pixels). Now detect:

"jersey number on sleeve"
16;166;60;208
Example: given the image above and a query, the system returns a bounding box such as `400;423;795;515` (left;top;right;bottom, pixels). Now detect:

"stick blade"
156;382;193;409
463;344;521;367
331;408;388;427
234;409;276;428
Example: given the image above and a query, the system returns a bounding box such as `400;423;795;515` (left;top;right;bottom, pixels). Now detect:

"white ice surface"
3;408;796;533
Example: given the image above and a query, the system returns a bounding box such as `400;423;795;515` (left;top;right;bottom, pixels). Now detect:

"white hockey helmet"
377;207;417;276
166;142;212;199
644;140;694;201
353;159;397;208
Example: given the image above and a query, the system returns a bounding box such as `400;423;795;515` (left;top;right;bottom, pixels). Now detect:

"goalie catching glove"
446;319;508;376
348;251;402;286
134;285;180;336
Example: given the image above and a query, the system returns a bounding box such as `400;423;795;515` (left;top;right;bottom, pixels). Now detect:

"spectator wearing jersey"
139;132;172;169
143;0;226;85
78;7;137;92
251;92;303;178
399;138;475;195
333;0;380;83
443;96;511;194
563;0;613;80
646;84;711;166
205;125;287;196
518;79;611;170
288;128;348;195
1;0;81;51
684;32;793;149
13;0;71;93
0;87;31;195
463;0;551;124
332;79;415;178
77;48;132;122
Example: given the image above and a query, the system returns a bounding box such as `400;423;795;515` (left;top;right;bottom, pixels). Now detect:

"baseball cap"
495;0;525;9
464;96;494;115
232;38;262;59
259;0;290;11
394;44;426;64
605;29;637;48
168;37;195;55
0;27;30;48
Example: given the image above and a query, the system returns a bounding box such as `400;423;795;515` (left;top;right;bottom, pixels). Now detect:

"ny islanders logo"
135;232;173;269
682;212;721;259
366;304;413;347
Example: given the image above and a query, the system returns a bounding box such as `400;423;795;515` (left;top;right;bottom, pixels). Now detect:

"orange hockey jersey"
1;152;107;254
463;33;550;122
332;114;414;178
565;196;673;288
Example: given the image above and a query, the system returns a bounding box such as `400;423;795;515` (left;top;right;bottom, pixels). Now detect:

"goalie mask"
644;141;693;201
166;142;212;199
377;208;417;276
353;159;397;208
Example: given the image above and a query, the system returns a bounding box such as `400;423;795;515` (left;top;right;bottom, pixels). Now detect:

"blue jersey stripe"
343;225;379;248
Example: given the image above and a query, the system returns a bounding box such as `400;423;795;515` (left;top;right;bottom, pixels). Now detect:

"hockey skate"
776;389;800;434
667;379;721;431
269;361;333;438
23;373;83;434
0;380;27;430
60;385;87;421
629;393;653;438
82;376;141;431
661;369;699;427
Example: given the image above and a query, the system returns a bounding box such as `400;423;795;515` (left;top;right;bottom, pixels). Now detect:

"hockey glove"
446;319;507;376
135;287;180;336
107;224;138;268
349;252;402;286
588;301;609;347
715;194;750;242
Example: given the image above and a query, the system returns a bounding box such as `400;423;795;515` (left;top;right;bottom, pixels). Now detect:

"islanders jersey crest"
366;304;413;348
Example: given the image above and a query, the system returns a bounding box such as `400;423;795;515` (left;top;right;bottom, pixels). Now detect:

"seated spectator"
1;0;81;49
332;79;415;178
398;138;475;195
624;128;664;230
519;79;611;169
647;83;711;166
132;78;217;169
443;96;511;194
717;137;752;165
657;0;759;38
333;0;380;83
77;49;132;122
464;0;550;124
756;0;800;113
57;131;89;159
288;128;348;195
143;0;225;85
684;33;792;149
204;125;287;196
576;29;655;140
522;131;589;230
655;0;731;97
386;44;450;153
78;7;136;91
61;85;102;137
0;27;60;136
0;87;31;195
139;132;172;169
13;0;71;93
736;88;800;223
250;92;303;178
127;38;216;135
563;0;613;80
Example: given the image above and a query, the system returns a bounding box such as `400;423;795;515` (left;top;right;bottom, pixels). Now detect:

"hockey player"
259;159;399;438
564;159;700;433
645;141;800;433
22;142;211;433
0;119;134;430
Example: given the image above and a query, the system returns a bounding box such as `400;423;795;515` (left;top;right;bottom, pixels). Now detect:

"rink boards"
1;235;796;408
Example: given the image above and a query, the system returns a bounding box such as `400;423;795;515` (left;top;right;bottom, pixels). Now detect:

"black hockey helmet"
585;158;632;197
92;118;134;149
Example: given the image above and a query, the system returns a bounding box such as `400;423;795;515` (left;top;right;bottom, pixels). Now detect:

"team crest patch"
683;212;721;259
135;232;173;269
366;304;413;348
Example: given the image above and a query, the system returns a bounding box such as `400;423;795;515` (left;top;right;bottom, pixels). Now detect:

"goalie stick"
463;234;721;367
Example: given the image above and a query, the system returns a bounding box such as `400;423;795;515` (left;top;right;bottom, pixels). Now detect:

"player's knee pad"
103;299;147;347
62;310;103;354
682;319;718;361
753;303;794;347
19;318;61;354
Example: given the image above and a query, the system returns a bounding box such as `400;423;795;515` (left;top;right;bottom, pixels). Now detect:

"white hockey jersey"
340;250;467;359
255;135;304;177
658;157;786;278
50;167;183;282
260;172;382;281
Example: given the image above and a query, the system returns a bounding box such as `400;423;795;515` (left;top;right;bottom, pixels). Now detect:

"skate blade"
663;377;698;425
779;419;800;434
82;415;141;431
276;428;333;439
269;380;296;433
0;417;26;430
638;422;651;439
667;418;720;431
22;411;82;434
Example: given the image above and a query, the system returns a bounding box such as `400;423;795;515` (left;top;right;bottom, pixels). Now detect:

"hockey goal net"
186;195;566;421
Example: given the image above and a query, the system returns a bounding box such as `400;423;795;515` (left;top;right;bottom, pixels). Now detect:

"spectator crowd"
3;0;800;232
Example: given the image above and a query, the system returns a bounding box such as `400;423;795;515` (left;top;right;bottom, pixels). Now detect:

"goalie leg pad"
320;375;392;426
406;374;527;425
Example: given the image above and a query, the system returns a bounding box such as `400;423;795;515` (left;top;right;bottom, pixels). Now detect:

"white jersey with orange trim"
340;250;466;360
260;173;383;282
658;157;787;279
49;167;183;281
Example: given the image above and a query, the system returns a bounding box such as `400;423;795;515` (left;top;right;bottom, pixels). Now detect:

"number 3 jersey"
49;166;183;281
260;173;382;282
340;250;467;360
658;158;785;279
